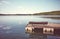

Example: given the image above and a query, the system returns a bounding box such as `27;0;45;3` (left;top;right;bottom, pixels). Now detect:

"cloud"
0;0;10;6
0;6;41;14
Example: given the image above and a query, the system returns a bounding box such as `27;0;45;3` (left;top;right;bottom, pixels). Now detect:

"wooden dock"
25;22;60;34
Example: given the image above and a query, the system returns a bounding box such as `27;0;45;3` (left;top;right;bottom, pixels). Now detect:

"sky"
0;0;60;14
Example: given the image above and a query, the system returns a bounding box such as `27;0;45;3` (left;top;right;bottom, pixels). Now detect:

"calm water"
0;15;60;39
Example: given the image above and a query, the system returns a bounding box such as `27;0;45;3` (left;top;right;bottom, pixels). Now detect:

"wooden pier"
25;22;60;34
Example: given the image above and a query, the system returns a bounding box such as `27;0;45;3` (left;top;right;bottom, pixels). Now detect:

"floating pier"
25;22;60;34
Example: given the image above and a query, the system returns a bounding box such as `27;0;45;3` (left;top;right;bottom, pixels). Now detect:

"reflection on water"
0;15;60;39
26;30;60;39
42;17;60;20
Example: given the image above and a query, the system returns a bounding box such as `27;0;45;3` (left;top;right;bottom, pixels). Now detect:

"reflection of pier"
28;33;47;39
25;22;60;34
25;30;60;39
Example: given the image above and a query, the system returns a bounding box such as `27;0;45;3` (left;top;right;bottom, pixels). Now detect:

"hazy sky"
0;0;60;14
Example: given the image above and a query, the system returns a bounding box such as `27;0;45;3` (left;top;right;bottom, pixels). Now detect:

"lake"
0;15;60;39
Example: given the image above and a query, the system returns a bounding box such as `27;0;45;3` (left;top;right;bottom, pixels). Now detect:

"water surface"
0;15;60;39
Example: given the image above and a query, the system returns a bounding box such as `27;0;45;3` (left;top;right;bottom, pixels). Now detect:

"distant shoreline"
0;14;33;16
0;14;60;16
0;11;60;15
34;11;60;15
42;17;60;19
